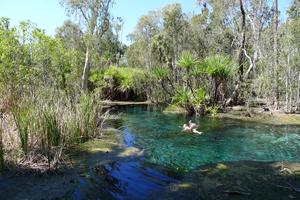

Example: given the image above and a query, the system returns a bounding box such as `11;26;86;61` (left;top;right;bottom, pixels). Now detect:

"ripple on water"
118;105;300;172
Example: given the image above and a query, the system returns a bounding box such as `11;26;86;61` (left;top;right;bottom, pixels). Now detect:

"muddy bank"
161;161;300;200
218;106;300;125
161;104;300;125
0;128;125;199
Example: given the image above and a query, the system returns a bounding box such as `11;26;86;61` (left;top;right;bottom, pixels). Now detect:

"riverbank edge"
161;103;300;125
217;106;300;125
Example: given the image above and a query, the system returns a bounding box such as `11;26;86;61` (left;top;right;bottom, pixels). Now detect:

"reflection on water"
117;105;300;172
96;159;178;200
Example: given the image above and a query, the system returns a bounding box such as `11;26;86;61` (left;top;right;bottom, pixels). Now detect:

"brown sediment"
217;106;300;125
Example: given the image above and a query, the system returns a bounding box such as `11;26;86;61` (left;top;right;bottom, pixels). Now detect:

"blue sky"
0;0;292;44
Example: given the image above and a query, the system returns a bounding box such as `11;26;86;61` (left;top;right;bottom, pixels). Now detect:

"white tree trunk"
273;0;279;109
82;46;90;91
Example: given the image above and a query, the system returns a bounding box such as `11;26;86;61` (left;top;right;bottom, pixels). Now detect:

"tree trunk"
214;79;220;105
285;72;289;112
273;0;279;109
297;73;300;110
82;46;90;91
226;49;254;106
238;0;246;82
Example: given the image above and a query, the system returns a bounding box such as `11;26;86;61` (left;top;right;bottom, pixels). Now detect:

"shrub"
102;66;148;100
206;106;219;118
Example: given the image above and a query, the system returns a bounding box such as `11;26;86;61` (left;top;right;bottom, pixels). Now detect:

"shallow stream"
1;105;300;199
117;105;300;172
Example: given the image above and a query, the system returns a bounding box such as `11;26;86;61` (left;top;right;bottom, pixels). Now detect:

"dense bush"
90;66;148;101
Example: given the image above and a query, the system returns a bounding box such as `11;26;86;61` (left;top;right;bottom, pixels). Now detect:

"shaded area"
160;161;300;200
0;129;179;200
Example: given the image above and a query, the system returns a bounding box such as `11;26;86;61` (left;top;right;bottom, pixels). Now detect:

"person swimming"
182;121;202;134
189;120;198;129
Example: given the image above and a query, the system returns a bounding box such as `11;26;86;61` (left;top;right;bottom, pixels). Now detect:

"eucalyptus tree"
55;20;84;51
189;5;210;58
126;11;161;70
272;0;280;109
136;11;160;70
281;0;300;111
162;4;186;71
61;0;113;91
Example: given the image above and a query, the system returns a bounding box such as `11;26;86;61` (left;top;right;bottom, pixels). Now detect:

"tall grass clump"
77;94;99;140
12;106;31;157
0;87;106;170
41;106;62;168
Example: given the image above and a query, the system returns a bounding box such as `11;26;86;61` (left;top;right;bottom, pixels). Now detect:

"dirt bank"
218;106;300;125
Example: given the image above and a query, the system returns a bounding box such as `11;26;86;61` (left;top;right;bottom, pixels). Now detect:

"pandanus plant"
177;51;199;91
202;55;235;104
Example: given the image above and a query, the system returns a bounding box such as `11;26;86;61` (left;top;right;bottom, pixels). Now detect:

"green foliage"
172;88;190;108
193;87;207;106
77;94;98;139
151;66;170;80
203;55;235;81
12;106;31;156
206;106;219;118
178;51;199;71
103;66;147;95
42;107;61;147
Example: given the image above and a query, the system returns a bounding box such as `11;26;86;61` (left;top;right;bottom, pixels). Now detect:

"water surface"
117;105;300;172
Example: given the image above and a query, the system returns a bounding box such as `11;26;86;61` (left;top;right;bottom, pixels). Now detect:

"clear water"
117;105;300;172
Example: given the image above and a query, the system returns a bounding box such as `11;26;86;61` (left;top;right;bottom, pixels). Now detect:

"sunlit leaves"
193;87;207;106
203;55;235;81
104;66;147;94
177;51;199;71
172;88;190;106
151;66;169;80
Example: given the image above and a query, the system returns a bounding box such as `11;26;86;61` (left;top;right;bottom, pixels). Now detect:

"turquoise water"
117;105;300;172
